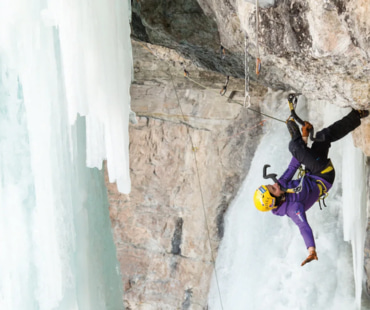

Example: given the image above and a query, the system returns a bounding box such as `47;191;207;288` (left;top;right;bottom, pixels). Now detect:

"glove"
301;121;313;138
301;249;318;266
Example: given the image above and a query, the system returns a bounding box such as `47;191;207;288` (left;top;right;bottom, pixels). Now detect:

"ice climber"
253;107;369;266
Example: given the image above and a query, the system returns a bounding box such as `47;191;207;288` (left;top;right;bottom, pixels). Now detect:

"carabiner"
220;45;226;60
256;58;261;75
220;76;229;96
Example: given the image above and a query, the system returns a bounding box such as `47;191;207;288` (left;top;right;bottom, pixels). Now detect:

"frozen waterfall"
0;0;132;309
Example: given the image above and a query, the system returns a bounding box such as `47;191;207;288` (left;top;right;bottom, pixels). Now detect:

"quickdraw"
316;179;328;210
220;76;229;96
256;58;261;75
181;62;190;77
220;45;226;60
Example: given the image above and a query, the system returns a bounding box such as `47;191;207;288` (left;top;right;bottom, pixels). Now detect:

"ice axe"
263;164;279;184
287;94;324;142
263;165;301;193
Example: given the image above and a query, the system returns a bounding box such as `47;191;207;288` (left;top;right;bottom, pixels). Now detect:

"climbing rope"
244;34;251;107
255;0;262;75
256;0;259;57
169;70;225;310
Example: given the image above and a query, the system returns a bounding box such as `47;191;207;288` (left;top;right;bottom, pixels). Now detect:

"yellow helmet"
253;185;277;212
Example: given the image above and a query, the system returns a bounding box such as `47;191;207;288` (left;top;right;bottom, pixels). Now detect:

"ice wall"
208;92;369;310
0;0;132;309
1;0;133;194
49;0;133;194
342;135;368;307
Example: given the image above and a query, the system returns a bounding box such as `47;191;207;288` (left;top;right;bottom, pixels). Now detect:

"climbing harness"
263;164;330;210
287;93;324;142
285;175;305;194
320;160;334;175
316;160;334;209
220;76;229;96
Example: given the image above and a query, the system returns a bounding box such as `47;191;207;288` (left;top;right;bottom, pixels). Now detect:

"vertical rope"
256;0;260;59
244;34;251;108
169;71;225;310
255;0;262;76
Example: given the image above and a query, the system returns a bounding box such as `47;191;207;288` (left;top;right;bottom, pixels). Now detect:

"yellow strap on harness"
316;179;328;198
316;179;328;210
321;165;333;174
316;160;333;210
320;160;334;174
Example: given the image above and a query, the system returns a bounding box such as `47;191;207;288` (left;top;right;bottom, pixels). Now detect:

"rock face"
131;0;370;107
108;0;370;308
108;41;267;309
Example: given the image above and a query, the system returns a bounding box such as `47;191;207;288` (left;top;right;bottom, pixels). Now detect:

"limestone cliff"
108;0;370;308
108;40;266;309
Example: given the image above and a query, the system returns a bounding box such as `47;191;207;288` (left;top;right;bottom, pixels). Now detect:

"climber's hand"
301;121;313;138
301;249;318;266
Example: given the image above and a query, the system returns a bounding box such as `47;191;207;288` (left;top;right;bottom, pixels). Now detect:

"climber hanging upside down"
253;99;369;267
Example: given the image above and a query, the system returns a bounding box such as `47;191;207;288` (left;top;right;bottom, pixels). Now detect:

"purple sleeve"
278;157;301;185
287;203;315;249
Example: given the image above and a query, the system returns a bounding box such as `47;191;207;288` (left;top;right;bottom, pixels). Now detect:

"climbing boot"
356;109;369;119
286;119;301;140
